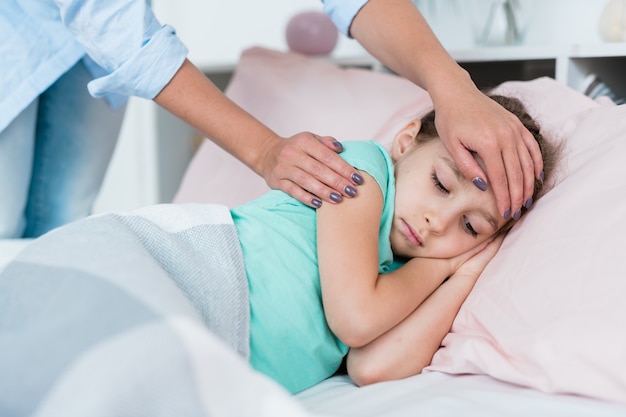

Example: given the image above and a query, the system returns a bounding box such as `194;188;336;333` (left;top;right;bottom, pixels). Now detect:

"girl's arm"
345;236;504;386
317;171;472;347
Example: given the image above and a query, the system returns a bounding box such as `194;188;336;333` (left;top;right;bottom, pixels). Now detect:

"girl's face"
389;121;504;259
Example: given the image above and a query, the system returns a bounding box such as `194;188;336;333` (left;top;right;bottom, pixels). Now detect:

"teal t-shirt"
230;141;401;394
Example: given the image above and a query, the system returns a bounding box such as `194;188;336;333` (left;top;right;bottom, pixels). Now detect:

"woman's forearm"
153;58;365;207
153;59;279;177
349;0;474;102
349;0;543;218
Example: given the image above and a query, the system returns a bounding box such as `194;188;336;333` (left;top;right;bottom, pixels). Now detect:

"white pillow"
174;47;626;403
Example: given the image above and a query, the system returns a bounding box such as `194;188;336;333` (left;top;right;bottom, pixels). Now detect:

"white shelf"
449;43;626;97
326;43;626;99
450;43;625;62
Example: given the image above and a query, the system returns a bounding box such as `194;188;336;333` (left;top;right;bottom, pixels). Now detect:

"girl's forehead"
434;148;503;230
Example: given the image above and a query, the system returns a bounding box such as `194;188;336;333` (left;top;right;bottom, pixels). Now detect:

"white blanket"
0;204;325;417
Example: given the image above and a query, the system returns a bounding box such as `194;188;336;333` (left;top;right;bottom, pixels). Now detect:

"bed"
2;47;626;416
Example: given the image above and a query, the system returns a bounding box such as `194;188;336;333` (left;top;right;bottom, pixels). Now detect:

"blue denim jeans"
0;60;126;238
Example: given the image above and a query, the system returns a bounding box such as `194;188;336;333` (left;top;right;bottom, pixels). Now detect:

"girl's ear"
390;119;422;162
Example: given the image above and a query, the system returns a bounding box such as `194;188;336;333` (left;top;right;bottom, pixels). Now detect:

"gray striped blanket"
0;203;275;417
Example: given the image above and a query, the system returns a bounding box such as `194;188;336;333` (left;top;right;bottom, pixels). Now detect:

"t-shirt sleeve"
320;0;369;37
55;0;188;100
339;141;394;203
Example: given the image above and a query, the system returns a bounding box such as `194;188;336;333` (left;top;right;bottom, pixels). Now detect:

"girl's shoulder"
340;140;389;158
340;140;394;191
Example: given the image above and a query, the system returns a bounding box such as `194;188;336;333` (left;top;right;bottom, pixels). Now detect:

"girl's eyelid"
432;166;494;237
462;216;478;238
464;213;496;237
431;171;449;194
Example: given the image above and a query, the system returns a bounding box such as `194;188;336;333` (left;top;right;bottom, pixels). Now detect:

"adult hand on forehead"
345;0;543;220
432;84;543;220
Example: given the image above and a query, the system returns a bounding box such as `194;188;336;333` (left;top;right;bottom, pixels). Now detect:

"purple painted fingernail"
330;192;343;203
504;208;511;220
524;197;533;209
513;209;522;221
311;198;322;208
351;172;364;185
539;170;545;182
344;185;357;197
472;177;488;192
333;141;343;151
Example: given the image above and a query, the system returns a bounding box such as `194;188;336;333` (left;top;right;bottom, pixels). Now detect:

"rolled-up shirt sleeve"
53;0;188;99
320;0;369;37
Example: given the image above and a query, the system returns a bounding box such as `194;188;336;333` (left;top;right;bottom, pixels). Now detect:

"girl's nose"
424;210;451;234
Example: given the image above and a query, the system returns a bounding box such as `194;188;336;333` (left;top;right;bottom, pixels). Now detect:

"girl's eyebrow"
442;156;466;184
441;156;498;231
479;210;499;232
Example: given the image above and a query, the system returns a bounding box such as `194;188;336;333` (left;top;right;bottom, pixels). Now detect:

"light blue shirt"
321;0;368;36
0;0;187;131
230;140;401;394
0;0;367;131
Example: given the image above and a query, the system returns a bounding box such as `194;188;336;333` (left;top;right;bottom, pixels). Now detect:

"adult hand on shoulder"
433;84;543;220
259;132;364;208
153;59;362;208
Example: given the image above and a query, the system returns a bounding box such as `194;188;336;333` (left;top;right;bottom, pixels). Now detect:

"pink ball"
286;11;339;56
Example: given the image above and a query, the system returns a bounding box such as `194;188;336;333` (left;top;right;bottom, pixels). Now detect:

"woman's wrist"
250;131;283;178
427;65;475;108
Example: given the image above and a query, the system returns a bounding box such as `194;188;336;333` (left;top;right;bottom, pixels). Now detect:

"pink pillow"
173;47;429;207
428;92;626;403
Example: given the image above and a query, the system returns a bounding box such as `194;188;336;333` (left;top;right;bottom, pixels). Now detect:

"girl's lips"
401;219;423;247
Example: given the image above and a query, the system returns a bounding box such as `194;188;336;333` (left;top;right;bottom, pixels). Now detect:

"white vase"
598;0;626;42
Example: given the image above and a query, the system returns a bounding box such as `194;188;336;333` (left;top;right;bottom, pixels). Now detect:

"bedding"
0;204;302;416
297;373;626;417
0;239;31;272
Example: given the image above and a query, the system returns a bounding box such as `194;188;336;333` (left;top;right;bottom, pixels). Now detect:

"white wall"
415;0;608;49
150;0;610;69
151;0;366;70
522;0;606;45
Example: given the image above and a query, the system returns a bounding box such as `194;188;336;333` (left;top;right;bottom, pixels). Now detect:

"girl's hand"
444;238;491;276
346;235;506;387
453;234;505;280
260;132;363;208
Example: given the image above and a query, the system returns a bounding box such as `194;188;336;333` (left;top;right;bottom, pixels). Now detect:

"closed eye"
431;172;448;194
463;216;478;238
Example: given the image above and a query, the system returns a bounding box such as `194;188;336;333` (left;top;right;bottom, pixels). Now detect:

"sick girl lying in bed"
231;94;560;393
0;95;559;410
